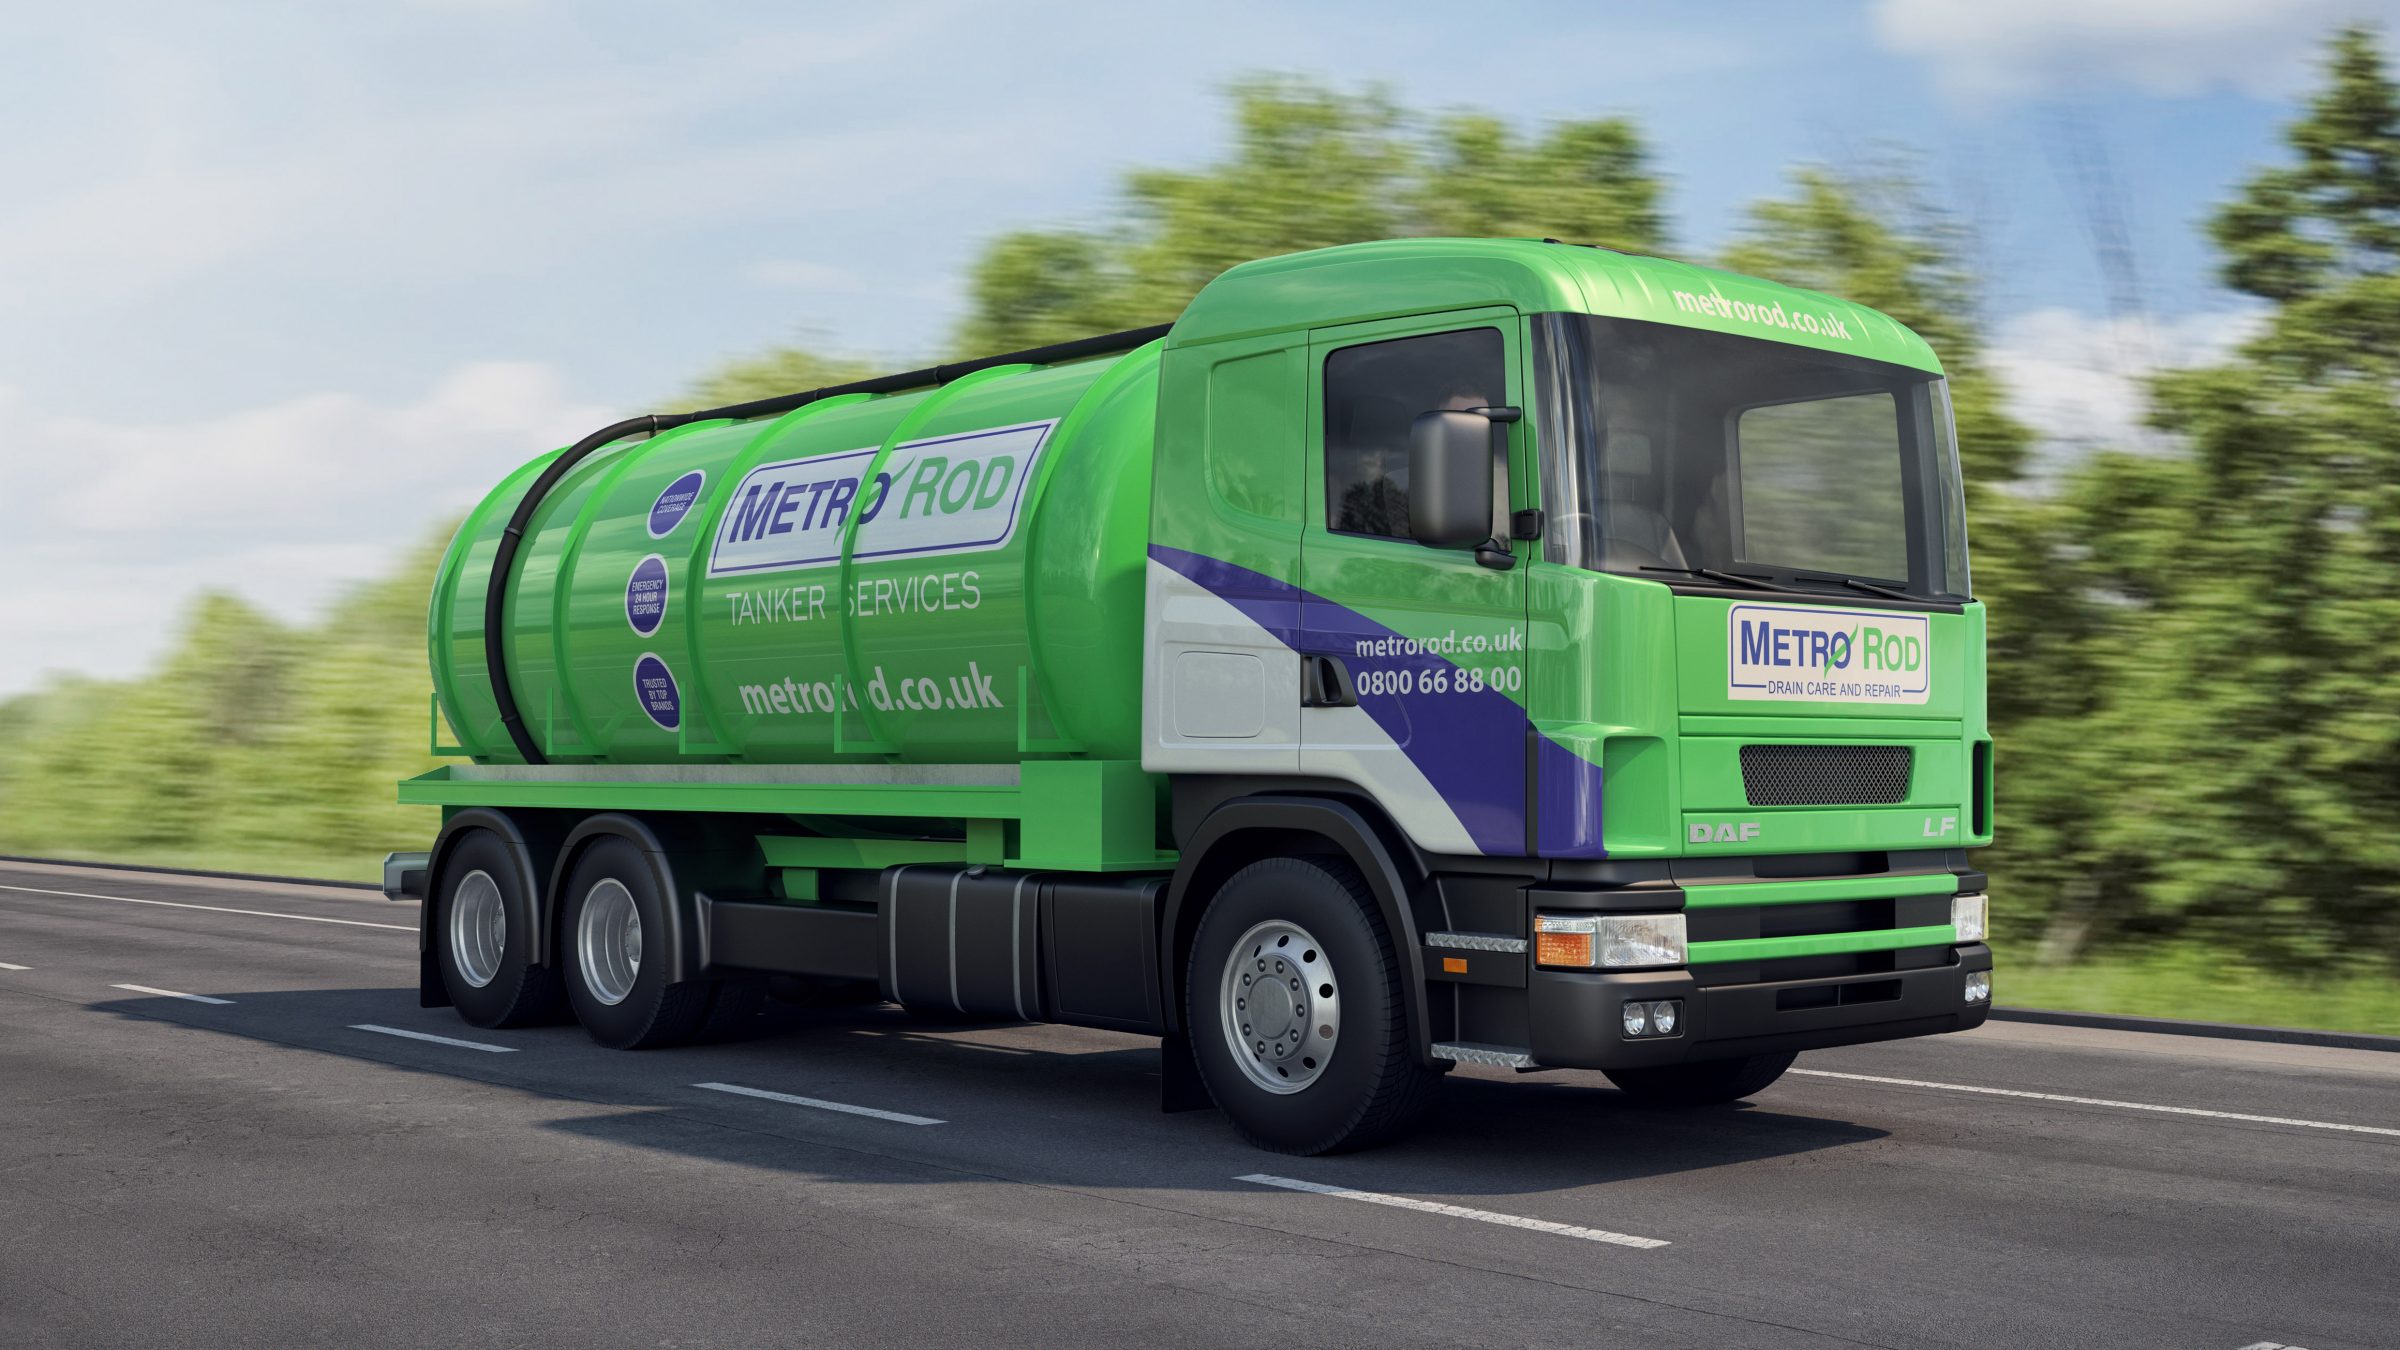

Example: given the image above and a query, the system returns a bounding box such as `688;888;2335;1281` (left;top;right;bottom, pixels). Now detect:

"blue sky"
3;0;2390;694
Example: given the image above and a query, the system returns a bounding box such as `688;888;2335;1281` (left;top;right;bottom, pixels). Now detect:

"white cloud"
1988;306;2266;469
0;363;609;697
1873;0;2400;102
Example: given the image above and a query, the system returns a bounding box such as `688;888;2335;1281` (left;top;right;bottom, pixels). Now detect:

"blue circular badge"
633;654;681;731
625;554;669;637
648;470;706;538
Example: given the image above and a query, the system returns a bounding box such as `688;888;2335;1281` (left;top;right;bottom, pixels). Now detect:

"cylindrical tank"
428;342;1163;766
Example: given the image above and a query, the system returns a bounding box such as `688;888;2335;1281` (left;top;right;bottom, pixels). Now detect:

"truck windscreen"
1532;313;1970;600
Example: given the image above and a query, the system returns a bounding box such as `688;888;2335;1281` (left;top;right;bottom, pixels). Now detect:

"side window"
1323;327;1506;539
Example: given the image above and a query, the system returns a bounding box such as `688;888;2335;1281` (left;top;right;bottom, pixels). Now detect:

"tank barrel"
478;323;1174;765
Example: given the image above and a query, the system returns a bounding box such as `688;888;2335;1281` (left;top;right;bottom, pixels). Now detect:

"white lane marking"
1791;1068;2400;1139
351;1023;517;1053
110;983;233;1005
0;884;412;931
1237;1173;1670;1249
0;961;28;971
693;1081;945;1126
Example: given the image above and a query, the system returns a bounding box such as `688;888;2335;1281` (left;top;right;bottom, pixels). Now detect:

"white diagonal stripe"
1790;1068;2400;1138
693;1081;945;1126
1238;1173;1668;1249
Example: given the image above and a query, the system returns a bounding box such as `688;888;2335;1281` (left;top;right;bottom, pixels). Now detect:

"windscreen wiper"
1640;565;1802;594
1838;576;1935;603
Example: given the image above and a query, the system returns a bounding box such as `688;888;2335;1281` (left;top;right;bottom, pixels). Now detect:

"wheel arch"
1161;793;1438;1063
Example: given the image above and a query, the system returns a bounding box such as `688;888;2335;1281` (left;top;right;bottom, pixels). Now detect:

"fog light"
1623;1001;1649;1037
1964;971;1991;1004
1651;999;1679;1035
1952;892;1988;943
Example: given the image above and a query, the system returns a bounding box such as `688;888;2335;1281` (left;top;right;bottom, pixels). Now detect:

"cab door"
1299;310;1534;858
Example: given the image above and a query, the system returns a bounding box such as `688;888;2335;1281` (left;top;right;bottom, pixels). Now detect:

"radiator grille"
1740;744;1913;806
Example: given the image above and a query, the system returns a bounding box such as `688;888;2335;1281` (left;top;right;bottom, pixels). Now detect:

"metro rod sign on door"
708;420;1055;577
1727;603;1931;705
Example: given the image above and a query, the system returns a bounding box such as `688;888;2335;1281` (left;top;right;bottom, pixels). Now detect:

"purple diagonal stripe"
1151;544;1603;858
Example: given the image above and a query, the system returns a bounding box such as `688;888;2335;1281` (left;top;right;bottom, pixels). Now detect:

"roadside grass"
1995;947;2400;1037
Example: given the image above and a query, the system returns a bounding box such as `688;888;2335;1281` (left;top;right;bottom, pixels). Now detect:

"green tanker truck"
388;237;1994;1154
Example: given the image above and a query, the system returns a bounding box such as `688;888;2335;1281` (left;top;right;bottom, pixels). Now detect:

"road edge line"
1991;1006;2400;1054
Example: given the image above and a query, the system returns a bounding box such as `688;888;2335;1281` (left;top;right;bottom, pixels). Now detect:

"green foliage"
956;75;1665;353
2087;26;2400;969
0;531;459;883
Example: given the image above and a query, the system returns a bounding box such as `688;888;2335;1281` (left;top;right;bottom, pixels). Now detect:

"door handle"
1302;654;1358;708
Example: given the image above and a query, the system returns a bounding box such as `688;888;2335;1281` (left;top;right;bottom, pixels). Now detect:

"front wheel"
1603;1052;1796;1107
1186;855;1441;1154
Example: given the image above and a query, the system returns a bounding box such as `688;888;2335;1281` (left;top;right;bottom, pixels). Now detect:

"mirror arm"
1472;404;1522;570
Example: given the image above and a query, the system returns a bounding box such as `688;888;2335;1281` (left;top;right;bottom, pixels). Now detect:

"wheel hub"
577;877;642;1007
1218;919;1340;1095
448;869;506;990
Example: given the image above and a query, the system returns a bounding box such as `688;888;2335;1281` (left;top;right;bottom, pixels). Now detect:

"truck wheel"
433;829;561;1028
559;837;714;1050
1186;855;1440;1154
1603;1052;1797;1107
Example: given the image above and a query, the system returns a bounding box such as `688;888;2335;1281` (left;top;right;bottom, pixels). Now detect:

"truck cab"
1144;238;1990;1109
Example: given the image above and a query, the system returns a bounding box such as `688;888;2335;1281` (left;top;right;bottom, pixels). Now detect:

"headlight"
1951;892;1988;943
1534;913;1686;969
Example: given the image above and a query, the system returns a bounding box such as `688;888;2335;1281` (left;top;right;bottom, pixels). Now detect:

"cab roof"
1165;237;1943;375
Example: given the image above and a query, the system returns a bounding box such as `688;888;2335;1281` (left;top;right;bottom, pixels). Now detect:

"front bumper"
1525;943;1992;1070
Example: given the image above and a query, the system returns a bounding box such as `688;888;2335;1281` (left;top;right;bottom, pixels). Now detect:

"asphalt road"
2;860;2394;1350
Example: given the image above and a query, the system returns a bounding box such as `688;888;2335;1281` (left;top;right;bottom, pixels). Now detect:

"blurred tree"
956;75;1665;353
685;344;875;407
2109;25;2400;966
1417;113;1666;257
0;533;457;879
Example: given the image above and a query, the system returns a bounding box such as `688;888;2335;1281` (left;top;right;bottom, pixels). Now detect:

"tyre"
432;828;562;1028
559;837;715;1050
1186;855;1441;1154
1603;1052;1797;1107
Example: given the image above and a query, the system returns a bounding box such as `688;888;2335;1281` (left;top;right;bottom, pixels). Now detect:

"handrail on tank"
479;322;1177;766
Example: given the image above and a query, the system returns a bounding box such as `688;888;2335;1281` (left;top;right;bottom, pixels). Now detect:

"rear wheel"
560;837;714;1049
433;829;560;1028
1186;855;1440;1154
1603;1052;1796;1107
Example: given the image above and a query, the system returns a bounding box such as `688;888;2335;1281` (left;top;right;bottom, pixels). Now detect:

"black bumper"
1525;944;1993;1070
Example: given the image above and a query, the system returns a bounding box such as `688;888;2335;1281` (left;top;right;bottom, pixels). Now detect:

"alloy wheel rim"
448;869;506;990
1218;918;1340;1094
576;878;642;1006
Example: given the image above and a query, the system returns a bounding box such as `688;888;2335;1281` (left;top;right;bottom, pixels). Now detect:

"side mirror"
1408;409;1497;549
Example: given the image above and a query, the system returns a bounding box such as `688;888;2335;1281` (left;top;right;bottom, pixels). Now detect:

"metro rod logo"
1726;603;1931;705
708;420;1055;577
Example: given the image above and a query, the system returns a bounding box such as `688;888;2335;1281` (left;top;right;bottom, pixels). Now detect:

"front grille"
1740;744;1912;806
